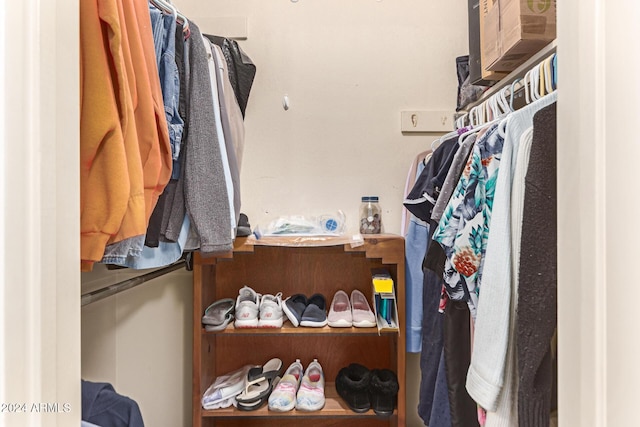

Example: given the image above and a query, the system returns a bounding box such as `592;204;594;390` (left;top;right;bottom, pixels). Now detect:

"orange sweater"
113;0;171;241
80;0;142;270
80;0;173;270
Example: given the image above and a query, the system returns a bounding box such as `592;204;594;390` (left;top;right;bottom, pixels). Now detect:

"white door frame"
558;0;640;425
2;0;639;425
0;0;80;425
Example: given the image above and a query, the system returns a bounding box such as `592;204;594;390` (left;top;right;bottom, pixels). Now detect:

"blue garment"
149;4;184;180
418;267;448;424
405;161;429;353
429;349;453;427
82;380;144;427
107;214;190;269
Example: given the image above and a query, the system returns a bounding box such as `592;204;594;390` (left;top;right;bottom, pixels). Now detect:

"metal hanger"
149;0;190;35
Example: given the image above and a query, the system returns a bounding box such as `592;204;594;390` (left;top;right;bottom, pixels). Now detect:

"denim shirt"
150;5;184;180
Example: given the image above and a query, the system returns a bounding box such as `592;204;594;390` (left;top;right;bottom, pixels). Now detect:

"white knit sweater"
483;126;533;426
466;91;558;411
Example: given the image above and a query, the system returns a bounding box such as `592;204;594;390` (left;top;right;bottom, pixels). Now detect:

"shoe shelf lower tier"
192;235;406;427
202;382;395;417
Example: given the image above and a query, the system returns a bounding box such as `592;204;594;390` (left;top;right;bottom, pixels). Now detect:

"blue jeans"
149;4;184;180
405;214;428;353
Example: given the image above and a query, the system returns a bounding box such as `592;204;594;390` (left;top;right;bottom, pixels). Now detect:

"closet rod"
81;261;186;307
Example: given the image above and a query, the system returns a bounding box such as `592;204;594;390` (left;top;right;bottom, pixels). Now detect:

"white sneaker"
234;286;261;328
258;292;284;328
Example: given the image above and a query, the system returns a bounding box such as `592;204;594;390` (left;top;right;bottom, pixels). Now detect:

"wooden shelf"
202;322;396;336
459;39;557;114
202;383;397;418
192;236;406;427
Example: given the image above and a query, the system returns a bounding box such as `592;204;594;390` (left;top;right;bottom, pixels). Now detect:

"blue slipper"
300;293;328;327
283;294;307;327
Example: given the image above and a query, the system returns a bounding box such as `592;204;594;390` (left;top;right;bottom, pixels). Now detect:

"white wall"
80;2;469;427
81;267;193;427
185;0;468;233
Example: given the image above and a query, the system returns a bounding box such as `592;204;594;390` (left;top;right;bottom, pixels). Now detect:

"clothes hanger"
479;102;487;124
552;54;558;90
150;0;176;19
456;94;507;143
470;105;480;127
431;135;443;151
543;56;554;94
537;61;546;98
149;0;190;36
523;71;530;105
498;85;512;116
486;94;498;122
495;88;511;117
165;0;190;34
508;78;523;112
531;66;541;101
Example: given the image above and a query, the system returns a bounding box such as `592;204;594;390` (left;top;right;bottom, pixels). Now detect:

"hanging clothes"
110;0;172;255
80;0;141;271
424;133;476;279
403;151;431;354
211;41;244;220
205;35;257;119
407;56;558;424
482;125;534;427
182;21;233;254
144;8;185;248
466;91;557;419
405;140;459;425
80;1;256;270
202;36;237;235
516;102;557;427
148;3;185;182
431;123;505;319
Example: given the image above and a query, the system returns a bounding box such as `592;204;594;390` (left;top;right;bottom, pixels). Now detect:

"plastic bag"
201;365;254;409
254;211;346;238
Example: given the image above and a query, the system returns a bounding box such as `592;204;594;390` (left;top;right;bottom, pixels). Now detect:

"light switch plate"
401;110;455;133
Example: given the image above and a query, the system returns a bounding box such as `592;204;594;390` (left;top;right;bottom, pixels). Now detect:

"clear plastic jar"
359;196;382;234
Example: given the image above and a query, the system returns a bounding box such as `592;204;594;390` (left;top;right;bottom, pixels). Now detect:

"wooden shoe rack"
192;234;406;427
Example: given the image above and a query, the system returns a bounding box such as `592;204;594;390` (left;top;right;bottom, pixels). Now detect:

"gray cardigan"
180;21;232;254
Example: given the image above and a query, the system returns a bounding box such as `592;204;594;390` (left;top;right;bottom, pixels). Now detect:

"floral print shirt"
431;124;504;318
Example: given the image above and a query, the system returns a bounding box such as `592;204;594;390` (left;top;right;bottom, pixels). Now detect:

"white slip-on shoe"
327;290;352;327
295;359;325;411
350;289;377;328
268;359;303;412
